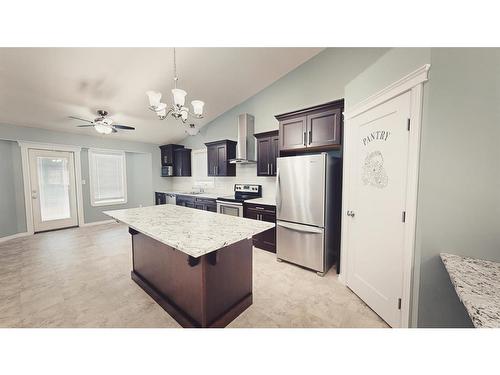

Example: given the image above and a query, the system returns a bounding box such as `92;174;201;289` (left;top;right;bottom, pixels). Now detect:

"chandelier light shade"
146;91;162;108
191;100;205;116
172;88;187;107
185;123;199;136
146;48;205;134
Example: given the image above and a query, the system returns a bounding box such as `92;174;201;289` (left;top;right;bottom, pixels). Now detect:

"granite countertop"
104;205;274;258
247;197;276;206
156;190;229;199
155;191;223;200
441;253;500;328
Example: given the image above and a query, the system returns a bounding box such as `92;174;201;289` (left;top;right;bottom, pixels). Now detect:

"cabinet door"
307;108;341;148
279;116;307;151
270;135;279;176
207;145;217;176
216;145;227;176
256;137;271;176
195;203;204;210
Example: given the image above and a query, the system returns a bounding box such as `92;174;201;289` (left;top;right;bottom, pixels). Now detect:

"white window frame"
88;148;128;207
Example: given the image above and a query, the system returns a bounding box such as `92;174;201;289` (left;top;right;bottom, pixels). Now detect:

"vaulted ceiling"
0;48;323;144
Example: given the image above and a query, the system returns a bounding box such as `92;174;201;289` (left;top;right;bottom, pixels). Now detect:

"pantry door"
346;90;411;328
28;149;78;232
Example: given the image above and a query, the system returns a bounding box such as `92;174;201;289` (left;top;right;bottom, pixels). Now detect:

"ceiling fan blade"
113;125;135;130
68;116;94;124
76;125;95;127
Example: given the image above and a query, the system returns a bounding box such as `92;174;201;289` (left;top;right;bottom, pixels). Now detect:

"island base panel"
130;230;253;328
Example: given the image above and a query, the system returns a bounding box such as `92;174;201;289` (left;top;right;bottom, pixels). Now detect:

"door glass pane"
220;205;240;217
37;156;71;221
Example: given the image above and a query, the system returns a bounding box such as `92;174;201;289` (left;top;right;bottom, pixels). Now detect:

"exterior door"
28;149;78;232
346;90;411;327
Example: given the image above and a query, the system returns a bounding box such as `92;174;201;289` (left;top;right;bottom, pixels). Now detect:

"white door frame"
340;64;430;328
18;141;85;234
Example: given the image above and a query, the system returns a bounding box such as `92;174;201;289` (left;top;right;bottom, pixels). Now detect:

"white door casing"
341;64;430;328
28;149;78;232
347;91;411;328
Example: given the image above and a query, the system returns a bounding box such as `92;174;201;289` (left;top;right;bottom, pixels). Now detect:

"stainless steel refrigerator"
276;153;342;275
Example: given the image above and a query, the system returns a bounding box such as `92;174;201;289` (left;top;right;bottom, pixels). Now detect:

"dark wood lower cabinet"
177;195;216;212
243;202;276;253
130;228;252;328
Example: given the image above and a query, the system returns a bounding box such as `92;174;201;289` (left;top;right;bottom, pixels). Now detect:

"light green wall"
182;48;389;149
0;140;26;237
80;150;154;223
0;123;166;233
415;48;500;327
344;48;431;106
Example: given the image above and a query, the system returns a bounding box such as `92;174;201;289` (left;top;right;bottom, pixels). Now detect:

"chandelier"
146;48;205;133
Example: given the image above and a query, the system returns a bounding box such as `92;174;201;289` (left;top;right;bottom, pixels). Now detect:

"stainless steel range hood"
229;113;256;164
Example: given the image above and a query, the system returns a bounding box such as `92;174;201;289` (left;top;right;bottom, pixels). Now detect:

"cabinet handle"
270;164;273;175
303;132;306;146
309;130;312;144
267;163;270;175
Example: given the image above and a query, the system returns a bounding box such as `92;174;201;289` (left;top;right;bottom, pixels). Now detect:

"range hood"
230;113;256;164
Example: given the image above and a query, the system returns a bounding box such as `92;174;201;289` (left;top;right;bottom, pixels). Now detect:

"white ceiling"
0;48;323;144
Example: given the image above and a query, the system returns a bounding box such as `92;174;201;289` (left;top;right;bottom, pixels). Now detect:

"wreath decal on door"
362;150;388;189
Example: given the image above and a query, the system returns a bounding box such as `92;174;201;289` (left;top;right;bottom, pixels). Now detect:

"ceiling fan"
69;110;135;135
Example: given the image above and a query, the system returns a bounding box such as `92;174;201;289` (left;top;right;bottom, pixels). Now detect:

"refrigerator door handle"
277;221;323;234
276;167;282;211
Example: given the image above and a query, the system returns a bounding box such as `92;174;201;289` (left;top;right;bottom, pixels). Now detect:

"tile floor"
0;223;388;328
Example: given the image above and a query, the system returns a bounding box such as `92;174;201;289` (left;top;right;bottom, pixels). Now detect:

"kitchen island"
105;204;274;328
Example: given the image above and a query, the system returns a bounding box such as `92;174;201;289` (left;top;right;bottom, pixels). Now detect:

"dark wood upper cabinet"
276;99;344;153
255;130;279;176
173;148;192;177
159;144;184;166
279;116;307;151
205;140;237;177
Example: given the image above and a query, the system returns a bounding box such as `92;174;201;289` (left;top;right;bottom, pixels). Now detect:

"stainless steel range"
216;184;262;217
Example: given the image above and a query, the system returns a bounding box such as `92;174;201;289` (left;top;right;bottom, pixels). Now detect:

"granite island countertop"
104;204;274;258
441;253;500;328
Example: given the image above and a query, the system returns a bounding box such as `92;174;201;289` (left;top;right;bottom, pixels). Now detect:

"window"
88;149;127;206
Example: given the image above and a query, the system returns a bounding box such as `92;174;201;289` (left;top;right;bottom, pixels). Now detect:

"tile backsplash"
162;163;276;199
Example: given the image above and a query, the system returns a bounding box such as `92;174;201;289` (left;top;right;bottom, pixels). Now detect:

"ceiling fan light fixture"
94;123;113;135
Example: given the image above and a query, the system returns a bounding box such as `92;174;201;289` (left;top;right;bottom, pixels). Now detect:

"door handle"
276;168;282;211
277;221;323;234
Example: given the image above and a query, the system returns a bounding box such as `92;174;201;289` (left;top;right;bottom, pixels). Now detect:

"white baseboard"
0;232;31;243
80;219;117;227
